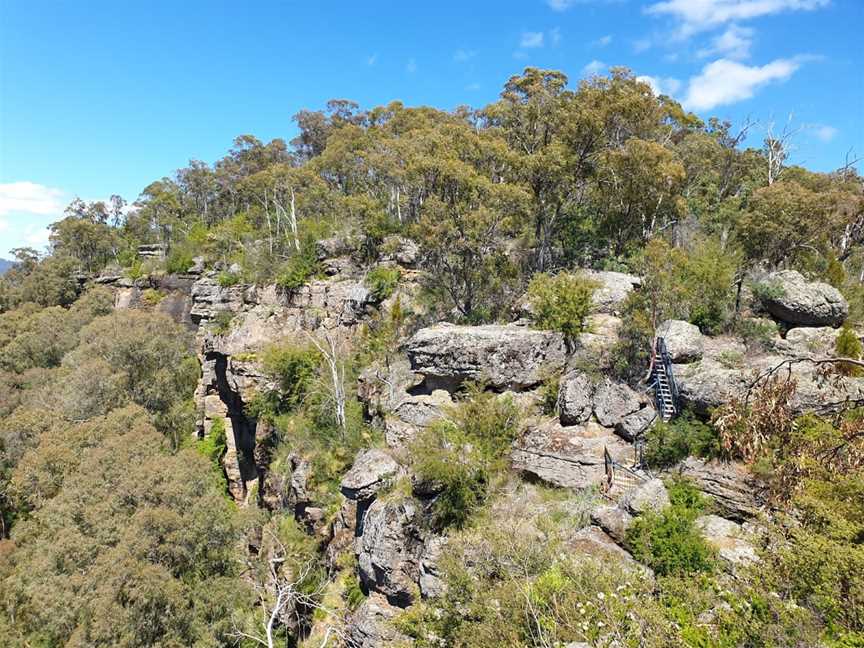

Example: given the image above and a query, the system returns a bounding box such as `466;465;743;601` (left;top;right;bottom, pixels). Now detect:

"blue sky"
1;0;862;256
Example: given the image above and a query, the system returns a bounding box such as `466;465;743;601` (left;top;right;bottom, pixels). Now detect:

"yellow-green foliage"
365;265;401;301
835;326;863;376
527;272;596;341
197;417;227;464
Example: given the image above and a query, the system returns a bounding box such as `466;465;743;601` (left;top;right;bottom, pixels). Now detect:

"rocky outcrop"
695;514;759;567
656;319;704;363
581;270;641;315
678;458;761;520
341;449;402;502
511;419;632;489
675;359;750;415
357;497;423;607
621;478;670;516
347;592;410;648
557;371;650;434
758;270;848;327
406;323;566;392
568;526;649;575
590;505;634;544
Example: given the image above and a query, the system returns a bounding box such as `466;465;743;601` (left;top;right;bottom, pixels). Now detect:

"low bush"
835;325;863;376
275;246;319;292
643;413;720;468
252;341;321;417
165;247;194;274
197;417;227;465
216;271;240;287
626;478;715;576
365;265;401;301
526;272;596;343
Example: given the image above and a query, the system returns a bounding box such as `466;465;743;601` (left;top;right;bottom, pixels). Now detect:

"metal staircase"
650;337;679;423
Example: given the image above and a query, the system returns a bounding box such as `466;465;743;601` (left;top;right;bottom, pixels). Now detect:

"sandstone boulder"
406;323;566;391
557;371;594;425
358;497;423;607
616;406;657;442
511;419;632;490
759;270;848;327
678;458;760;521
568;526;648;575
347;592;410;648
695;514;759;567
656;319;704;363
341;449;402;501
593;378;644;427
590;505;634;544
581;270;641;315
622;478;670;516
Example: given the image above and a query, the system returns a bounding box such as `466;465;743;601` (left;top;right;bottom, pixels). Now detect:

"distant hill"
0;258;14;275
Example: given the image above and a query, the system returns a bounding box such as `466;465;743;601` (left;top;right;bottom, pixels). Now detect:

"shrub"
197;417;227;465
539;374;560;416
411;423;488;531
626;478;715;576
165;247;194;274
209;310;234;335
365;265;401;301
141;288;164;305
253;342;321;417
643;413;720;468
835;326;863;377
526;272;596;343
216;271;240;287
733;317;778;351
275;247;319;292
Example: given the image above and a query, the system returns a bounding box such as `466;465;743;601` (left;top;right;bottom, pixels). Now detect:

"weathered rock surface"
695;514;759;566
383;390;453;448
558;371;594;425
348;592;410;648
593;378;644;427
616;406;657;442
341;449;402;501
759;270;848;327
568;526;648;575
511;419;632;490
418;535;447;599
657;319;704;363
678;458;761;521
622;478;670;516
581;270;641;315
675;359;750;415
406;323;566;391
590;505;634;544
357;497;423;607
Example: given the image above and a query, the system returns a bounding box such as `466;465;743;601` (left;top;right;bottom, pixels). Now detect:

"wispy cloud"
807;123;839;142
697;24;754;60
547;0;623;10
366;54;378;66
466;82;481;91
406;58;417;74
637;74;683;96
550;27;562;46
646;0;830;38
520;31;545;48
683;57;802;111
633;37;652;53
453;49;476;62
0;181;65;216
593;34;613;47
582;60;607;76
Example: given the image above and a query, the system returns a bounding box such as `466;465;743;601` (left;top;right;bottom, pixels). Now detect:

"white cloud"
808;124;839;142
683;57;801;111
548;0;576;10
647;0;830;38
637;74;683;96
633;37;652;52
697;24;754;59
406;58;417;74
367;54;377;66
520;31;545;48
25;226;51;248
466;82;481;91
453;49;476;62
595;34;613;46
0;181;65;216
550;27;562;46
582;60;607;76
0;217;8;233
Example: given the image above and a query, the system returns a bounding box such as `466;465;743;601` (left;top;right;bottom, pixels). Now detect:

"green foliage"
216;270;241;287
252;341;321;418
626;479;716;576
733;316;778;350
197;417;227;464
526;272;596;342
611;291;655;381
165;246;194;274
275;244;320;292
539;374;560;416
209;310;234;335
364;265;401;301
410;385;520;530
835;326;863;376
750;279;786;304
643;413;720;468
140;287;164;305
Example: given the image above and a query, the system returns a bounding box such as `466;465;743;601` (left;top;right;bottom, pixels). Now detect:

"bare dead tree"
231;529;357;648
305;331;347;433
764;115;799;186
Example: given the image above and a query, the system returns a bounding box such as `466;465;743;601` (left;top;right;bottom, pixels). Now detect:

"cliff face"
97;246;859;646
